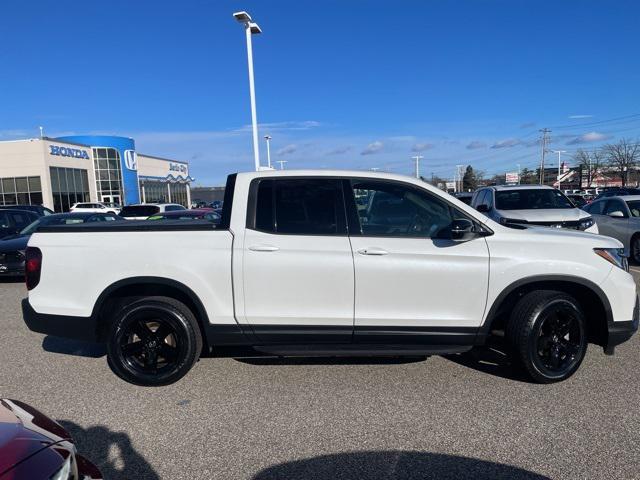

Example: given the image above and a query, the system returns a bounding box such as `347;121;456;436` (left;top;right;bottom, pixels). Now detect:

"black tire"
107;211;116;215
106;296;202;386
631;235;640;265
506;290;587;383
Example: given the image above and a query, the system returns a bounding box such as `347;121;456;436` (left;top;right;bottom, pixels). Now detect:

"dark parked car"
0;212;123;277
596;187;640;199
148;208;221;224
0;398;101;479
453;192;474;205
0;209;39;239
0;204;54;216
566;193;588;208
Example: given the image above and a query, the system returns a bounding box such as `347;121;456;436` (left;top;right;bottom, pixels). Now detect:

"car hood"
0;399;70;475
504;221;623;248
0;235;29;253
495;208;590;222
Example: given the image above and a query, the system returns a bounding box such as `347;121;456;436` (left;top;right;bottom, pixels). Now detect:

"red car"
0;399;101;479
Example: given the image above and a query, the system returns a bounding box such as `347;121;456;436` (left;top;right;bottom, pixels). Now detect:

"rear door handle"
249;245;280;252
357;248;389;256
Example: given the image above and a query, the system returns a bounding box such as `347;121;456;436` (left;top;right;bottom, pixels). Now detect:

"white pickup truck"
22;170;638;386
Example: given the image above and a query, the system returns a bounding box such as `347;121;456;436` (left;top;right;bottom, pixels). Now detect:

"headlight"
50;455;72;480
594;248;629;271
579;217;595;230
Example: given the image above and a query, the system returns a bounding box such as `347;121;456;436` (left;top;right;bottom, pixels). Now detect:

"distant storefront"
0;135;194;212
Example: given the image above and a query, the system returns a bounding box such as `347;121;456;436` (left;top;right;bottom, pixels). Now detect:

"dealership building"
0;135;193;212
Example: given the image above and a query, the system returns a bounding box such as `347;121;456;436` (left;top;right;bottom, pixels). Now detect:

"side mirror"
451;219;476;242
609;211;625;218
476;204;490;213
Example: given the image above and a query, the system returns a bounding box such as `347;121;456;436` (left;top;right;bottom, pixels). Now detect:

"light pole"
39;126;44;139
411;155;423;179
277;160;287;170
233;11;262;171
517;164;521;184
552;150;566;190
264;135;272;169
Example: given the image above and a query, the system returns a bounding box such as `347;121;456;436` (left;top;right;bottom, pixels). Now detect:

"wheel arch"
92;277;210;348
481;275;613;347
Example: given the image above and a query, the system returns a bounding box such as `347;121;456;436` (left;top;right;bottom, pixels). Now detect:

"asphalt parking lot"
2;273;640;480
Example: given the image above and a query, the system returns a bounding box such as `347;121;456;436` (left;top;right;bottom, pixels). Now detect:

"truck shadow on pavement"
59;420;160;480
252;450;550;480
444;346;528;382
42;335;106;358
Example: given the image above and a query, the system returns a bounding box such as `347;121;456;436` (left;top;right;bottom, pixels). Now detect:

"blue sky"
1;0;639;185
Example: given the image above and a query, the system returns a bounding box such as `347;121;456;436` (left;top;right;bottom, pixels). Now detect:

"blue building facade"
57;135;141;205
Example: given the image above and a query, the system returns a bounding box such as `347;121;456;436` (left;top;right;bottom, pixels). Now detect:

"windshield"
20;216;86;234
119;205;160;217
495;189;575;210
626;201;640;217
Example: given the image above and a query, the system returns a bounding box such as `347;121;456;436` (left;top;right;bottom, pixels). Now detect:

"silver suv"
471;185;598;233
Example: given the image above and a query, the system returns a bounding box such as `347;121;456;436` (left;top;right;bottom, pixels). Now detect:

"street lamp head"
233;11;252;23
264;135;272;140
249;22;262;34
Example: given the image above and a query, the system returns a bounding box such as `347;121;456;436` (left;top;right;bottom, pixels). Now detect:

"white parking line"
629;267;640;273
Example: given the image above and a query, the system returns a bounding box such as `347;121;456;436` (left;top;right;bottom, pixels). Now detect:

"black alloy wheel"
531;301;585;378
507;290;587;383
107;296;202;386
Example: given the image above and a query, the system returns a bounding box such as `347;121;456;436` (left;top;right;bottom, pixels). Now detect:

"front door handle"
357;247;389;256
249;245;280;252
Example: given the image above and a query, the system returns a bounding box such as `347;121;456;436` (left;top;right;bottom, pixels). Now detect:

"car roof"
604;195;640;201
0;208;39;215
485;184;554;191
125;203;182;207
158;209;212;217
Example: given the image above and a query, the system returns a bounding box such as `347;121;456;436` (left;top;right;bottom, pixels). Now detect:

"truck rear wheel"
506;290;587;383
106;296;202;386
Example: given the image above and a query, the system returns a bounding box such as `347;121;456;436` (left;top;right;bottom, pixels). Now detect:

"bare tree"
605;139;640;186
574;149;603;187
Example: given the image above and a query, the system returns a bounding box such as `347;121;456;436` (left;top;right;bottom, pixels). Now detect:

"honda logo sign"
124;150;138;171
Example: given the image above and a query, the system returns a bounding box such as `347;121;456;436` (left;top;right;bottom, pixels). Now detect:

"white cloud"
568;115;593;119
361;141;384;155
236;120;321;133
567;131;612;144
411;142;435;152
466;140;486;150
491;138;522;149
277;144;297;156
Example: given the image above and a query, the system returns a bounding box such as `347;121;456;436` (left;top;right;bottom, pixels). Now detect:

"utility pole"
552;150;566;190
39;126;44;139
517;163;521;184
233;11;262;171
411;155;423;179
539;128;551;184
277;160;287;170
264;135;272;169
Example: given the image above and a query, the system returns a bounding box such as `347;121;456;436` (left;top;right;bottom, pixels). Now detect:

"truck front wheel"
106;296;203;386
506;290;587;383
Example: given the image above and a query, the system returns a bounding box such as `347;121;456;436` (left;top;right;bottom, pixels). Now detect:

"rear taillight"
25;247;42;290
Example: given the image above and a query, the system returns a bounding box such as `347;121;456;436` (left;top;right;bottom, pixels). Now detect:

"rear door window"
252;178;346;235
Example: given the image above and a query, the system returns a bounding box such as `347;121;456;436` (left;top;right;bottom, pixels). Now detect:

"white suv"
70;202;120;215
471;185;598;233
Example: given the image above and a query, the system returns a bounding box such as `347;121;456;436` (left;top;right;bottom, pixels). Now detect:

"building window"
49;167;89;212
169;183;188;207
0;176;43;206
93;147;123;204
141;181;169;204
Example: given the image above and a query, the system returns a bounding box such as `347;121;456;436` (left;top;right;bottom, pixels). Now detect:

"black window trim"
246;176;349;237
